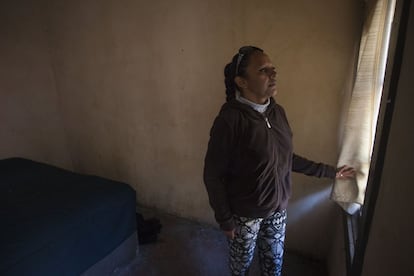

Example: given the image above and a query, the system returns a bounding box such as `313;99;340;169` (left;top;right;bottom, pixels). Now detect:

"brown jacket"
203;98;336;231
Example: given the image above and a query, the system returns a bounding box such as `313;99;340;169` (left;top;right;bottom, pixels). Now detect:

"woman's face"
237;51;277;104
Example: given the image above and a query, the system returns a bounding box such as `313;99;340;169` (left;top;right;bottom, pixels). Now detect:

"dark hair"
224;46;263;101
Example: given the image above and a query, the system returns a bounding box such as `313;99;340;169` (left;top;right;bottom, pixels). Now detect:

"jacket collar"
225;96;276;116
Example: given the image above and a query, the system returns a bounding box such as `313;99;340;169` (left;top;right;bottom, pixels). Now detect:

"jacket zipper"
264;116;271;129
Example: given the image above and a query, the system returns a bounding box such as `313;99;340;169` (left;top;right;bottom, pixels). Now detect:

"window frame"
344;1;411;275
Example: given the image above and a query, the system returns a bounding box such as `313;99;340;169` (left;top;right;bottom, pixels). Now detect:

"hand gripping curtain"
331;0;396;214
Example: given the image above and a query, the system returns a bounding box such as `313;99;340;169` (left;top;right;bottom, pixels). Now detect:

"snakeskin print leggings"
229;209;287;276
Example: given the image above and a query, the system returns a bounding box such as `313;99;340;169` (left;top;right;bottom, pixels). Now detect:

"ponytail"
224;61;237;102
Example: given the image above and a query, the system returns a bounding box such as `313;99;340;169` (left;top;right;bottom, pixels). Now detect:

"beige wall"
1;0;363;260
0;1;71;168
362;2;414;275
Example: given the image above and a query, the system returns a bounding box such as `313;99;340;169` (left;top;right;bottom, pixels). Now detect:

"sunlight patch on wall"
288;186;331;225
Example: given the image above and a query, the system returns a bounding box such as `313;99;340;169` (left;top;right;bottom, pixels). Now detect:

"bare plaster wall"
0;1;71;168
1;0;362;260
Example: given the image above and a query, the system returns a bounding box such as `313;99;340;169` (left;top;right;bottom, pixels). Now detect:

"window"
341;0;410;274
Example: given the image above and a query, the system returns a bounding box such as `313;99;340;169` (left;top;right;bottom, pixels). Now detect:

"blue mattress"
0;158;137;276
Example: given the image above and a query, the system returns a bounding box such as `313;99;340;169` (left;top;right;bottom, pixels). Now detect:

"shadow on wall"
286;185;337;259
288;186;332;225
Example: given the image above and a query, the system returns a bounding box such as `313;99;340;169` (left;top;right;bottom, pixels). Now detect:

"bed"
0;157;138;276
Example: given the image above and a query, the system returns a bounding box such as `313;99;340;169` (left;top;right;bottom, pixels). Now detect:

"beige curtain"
331;0;396;214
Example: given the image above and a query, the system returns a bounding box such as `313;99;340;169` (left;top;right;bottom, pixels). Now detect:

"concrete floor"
121;208;328;276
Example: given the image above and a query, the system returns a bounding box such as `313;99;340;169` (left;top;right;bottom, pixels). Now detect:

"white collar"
235;90;270;113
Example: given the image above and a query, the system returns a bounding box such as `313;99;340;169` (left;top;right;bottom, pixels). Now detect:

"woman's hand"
336;165;356;179
223;229;235;239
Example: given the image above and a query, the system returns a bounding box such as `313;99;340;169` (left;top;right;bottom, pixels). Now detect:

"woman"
203;46;354;276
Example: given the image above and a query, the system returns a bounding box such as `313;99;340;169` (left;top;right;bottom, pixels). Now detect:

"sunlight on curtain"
331;0;396;214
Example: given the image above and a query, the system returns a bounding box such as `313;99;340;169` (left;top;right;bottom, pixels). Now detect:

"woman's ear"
234;76;247;89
